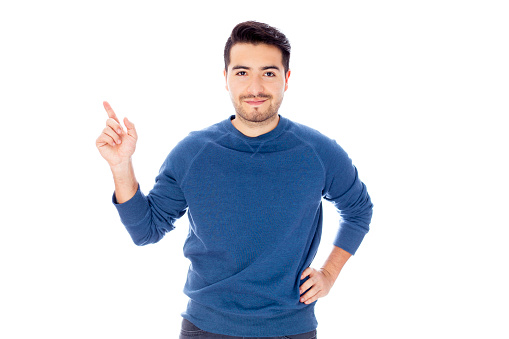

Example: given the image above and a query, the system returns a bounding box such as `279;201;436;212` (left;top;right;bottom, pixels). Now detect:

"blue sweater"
113;115;373;337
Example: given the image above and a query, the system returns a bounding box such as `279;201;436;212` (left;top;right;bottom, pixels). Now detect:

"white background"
1;0;508;338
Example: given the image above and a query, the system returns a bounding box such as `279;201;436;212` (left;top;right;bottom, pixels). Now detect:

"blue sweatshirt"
113;115;373;337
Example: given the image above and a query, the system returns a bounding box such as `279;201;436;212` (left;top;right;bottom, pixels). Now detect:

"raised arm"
96;101;139;203
96;101;188;246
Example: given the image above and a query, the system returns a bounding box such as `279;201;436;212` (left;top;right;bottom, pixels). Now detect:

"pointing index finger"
103;101;120;124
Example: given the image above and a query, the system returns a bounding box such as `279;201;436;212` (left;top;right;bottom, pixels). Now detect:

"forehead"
229;43;283;69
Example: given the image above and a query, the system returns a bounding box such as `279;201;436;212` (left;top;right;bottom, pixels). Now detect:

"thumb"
123;117;138;139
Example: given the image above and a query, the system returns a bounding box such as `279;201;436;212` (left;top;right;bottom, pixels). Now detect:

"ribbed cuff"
333;222;367;255
112;185;150;226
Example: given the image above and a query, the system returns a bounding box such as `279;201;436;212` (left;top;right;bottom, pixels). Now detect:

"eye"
236;71;247;76
265;72;276;77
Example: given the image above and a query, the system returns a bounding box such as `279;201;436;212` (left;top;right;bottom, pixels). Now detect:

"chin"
239;110;278;124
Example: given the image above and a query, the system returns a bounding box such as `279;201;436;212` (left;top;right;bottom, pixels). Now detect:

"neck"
231;114;280;138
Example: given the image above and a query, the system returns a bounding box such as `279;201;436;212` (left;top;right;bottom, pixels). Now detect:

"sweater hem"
181;299;318;337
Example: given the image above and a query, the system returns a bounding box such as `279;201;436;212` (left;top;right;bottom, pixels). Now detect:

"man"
96;21;373;338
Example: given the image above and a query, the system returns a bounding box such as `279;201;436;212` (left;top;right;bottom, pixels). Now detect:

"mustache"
240;94;272;100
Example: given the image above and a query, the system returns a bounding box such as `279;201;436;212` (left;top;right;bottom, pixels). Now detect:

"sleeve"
112;152;188;246
322;141;373;255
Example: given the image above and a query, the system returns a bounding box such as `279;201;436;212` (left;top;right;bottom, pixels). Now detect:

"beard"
232;93;283;124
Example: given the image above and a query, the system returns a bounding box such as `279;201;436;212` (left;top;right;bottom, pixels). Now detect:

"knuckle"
102;129;114;139
106;118;118;127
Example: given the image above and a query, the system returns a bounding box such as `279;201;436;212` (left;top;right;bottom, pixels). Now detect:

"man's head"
224;21;291;126
224;21;291;76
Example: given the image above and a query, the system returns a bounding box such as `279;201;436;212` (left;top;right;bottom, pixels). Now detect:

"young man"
96;21;373;338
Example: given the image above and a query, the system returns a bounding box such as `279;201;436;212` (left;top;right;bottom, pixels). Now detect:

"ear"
284;70;291;91
224;69;229;91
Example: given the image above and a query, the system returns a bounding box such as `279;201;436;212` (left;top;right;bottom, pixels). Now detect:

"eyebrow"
231;65;281;71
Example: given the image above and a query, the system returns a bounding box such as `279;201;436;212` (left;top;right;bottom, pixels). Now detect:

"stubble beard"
232;94;283;126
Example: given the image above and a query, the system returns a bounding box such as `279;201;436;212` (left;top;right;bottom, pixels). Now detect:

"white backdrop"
1;0;508;338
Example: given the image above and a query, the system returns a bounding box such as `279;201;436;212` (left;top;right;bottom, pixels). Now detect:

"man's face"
224;43;290;124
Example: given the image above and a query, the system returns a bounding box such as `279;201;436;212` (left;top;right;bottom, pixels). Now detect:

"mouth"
244;99;267;106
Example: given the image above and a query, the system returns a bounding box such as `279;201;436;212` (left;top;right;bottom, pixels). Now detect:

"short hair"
224;21;291;75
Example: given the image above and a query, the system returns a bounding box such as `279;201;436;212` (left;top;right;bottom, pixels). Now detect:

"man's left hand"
299;267;335;304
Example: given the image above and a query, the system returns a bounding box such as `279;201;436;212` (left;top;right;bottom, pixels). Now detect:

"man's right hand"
96;101;138;169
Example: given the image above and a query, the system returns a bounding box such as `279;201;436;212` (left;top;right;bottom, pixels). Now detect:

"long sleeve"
321;140;373;255
112;153;188;246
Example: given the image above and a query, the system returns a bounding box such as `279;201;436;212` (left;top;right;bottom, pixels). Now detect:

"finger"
302;292;321;305
106;118;124;135
124;117;138;139
96;132;117;147
103;101;120;124
299;278;315;295
301;268;313;280
300;286;321;304
102;126;122;145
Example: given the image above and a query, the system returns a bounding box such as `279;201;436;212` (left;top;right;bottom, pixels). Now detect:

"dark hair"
224;21;291;75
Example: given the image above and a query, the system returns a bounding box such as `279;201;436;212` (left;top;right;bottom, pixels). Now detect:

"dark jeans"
179;318;317;339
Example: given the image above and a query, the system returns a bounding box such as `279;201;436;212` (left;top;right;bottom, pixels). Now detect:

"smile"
244;99;267;106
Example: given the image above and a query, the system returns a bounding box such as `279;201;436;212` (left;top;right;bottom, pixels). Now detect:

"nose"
246;75;264;96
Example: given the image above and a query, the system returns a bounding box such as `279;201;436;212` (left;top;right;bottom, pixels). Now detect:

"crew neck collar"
222;115;289;143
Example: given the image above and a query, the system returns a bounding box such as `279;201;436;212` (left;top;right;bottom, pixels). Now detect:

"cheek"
228;88;242;102
268;81;286;93
227;80;241;95
270;85;286;98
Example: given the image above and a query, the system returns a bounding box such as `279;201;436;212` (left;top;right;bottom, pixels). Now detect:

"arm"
96;101;139;203
321;245;352;282
300;139;373;304
96;101;187;245
111;159;138;203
